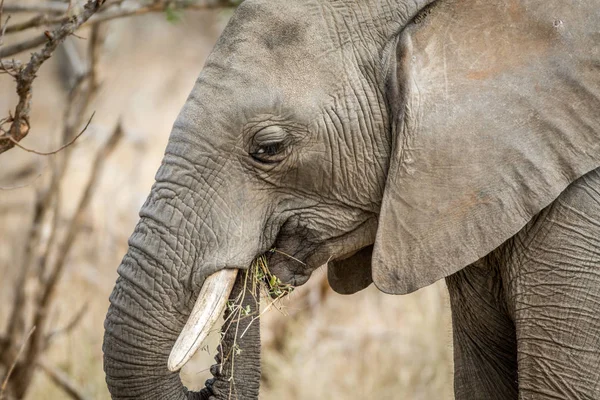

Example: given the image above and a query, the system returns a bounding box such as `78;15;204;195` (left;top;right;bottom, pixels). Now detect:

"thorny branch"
0;0;238;56
2;22;105;373
3;2;69;15
0;0;238;157
0;0;238;54
0;20;115;400
0;0;105;155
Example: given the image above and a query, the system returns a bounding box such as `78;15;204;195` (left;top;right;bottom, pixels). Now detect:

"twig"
0;59;22;73
67;0;75;16
0;0;105;155
2;3;69;14
0;15;9;38
0;326;36;399
5;112;94;155
0;34;48;58
0;0;237;156
0;0;10;47
37;358;91;400
0;0;236;53
87;24;102;92
239;300;277;339
0;168;46;190
6;14;53;35
87;0;239;25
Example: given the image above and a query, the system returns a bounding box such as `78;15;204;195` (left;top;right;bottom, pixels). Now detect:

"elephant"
102;0;600;398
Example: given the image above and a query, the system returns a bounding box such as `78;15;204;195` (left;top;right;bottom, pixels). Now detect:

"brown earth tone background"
0;5;453;399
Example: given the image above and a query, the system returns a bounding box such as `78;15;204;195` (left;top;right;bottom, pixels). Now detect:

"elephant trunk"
103;238;261;400
103;181;260;400
102;127;267;399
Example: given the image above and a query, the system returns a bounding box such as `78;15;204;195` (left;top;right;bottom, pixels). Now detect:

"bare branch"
0;326;35;399
0;0;105;155
0;168;46;190
67;0;76;16
5;112;94;155
0;1;10;47
2;0;124;16
2;2;68;14
87;0;239;24
5;14;52;34
0;33;48;58
0;0;9;48
86;24;102;91
37;358;90;400
0;59;21;72
1;0;236;52
0;0;239;157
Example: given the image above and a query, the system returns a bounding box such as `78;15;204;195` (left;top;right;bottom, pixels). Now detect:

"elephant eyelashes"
250;125;289;164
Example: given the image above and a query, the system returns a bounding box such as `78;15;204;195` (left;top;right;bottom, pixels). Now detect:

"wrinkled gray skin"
103;0;600;398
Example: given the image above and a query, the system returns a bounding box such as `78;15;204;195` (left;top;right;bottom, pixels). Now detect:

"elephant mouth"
167;216;376;372
166;247;310;373
166;251;308;373
166;230;310;373
267;216;379;286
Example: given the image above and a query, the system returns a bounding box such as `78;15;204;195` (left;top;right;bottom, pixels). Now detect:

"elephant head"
103;0;600;398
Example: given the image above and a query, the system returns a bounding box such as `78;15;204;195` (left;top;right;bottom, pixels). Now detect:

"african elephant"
102;0;600;398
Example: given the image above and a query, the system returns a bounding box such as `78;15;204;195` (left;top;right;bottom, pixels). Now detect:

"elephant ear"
327;246;373;295
372;0;600;294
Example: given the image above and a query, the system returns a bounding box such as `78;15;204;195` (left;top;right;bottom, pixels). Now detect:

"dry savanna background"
0;1;453;399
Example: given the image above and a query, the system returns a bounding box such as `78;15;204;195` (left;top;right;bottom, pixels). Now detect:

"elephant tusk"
168;268;239;372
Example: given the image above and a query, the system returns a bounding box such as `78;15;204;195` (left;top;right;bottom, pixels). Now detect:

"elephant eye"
250;126;288;164
251;141;286;163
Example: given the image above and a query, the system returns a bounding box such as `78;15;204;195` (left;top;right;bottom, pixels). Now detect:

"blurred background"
0;1;453;399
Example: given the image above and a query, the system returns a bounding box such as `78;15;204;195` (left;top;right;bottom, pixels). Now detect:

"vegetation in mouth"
214;253;295;397
256;252;295;299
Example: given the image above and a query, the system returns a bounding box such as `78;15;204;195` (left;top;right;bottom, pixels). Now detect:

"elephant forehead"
205;0;372;90
170;0;393;147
